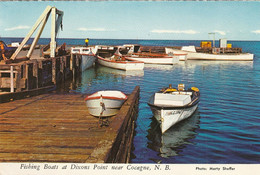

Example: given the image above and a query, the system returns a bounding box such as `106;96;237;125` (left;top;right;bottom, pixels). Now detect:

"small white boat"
148;84;200;133
71;46;98;55
85;90;127;117
71;46;98;71
97;55;144;71
81;54;97;71
125;53;180;64
165;46;254;61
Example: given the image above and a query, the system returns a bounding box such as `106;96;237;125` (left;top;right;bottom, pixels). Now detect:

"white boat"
172;53;187;61
97;55;144;71
148;84;200;133
85;90;127;117
71;46;98;71
187;52;253;61
81;54;97;71
125;53;180;64
165;46;254;61
71;46;98;55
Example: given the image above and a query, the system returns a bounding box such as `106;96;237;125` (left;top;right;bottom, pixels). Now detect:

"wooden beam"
50;7;57;58
27;11;51;58
10;6;52;60
10;66;14;92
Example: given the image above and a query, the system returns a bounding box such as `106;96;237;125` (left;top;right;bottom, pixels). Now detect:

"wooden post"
60;56;65;83
10;66;14;92
38;61;43;88
26;64;29;90
33;61;39;89
16;65;22;92
52;58;57;84
70;54;73;71
50;7;56;58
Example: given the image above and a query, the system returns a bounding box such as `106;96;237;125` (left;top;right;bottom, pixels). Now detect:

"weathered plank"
0;86;140;163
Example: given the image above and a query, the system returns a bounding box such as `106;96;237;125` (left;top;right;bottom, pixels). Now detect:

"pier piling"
0;53;82;101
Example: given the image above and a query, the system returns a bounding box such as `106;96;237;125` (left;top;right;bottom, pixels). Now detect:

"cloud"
252;30;260;34
151;29;199;34
213;30;226;35
5;25;30;31
77;28;106;32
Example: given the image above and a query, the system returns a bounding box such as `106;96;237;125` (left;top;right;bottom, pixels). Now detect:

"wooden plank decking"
0;86;139;163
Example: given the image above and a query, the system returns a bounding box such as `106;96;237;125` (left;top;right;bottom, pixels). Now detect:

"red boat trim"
84;91;128;101
125;56;173;60
85;96;127;101
130;53;173;58
74;53;95;56
97;56;144;64
133;53;169;57
174;53;187;56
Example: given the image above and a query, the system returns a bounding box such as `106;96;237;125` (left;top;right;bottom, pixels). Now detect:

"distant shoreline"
1;37;260;42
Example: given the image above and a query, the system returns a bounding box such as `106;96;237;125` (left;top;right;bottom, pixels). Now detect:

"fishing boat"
125;52;180;64
71;46;98;71
96;45;144;70
97;54;144;71
165;45;254;61
148;84;200;133
85;90;127;117
81;54;97;71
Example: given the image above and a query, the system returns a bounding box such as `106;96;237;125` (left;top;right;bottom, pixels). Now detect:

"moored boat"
80;54;96;71
165;45;254;61
71;46;98;71
125;52;180;64
85;90;127;117
97;55;144;71
148;84;200;133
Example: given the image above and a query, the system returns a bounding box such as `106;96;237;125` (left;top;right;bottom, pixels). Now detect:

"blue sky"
1;1;260;40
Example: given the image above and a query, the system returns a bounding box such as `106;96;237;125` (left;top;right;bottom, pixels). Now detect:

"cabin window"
72;49;80;53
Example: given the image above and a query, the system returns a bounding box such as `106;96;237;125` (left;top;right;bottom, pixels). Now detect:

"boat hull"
165;48;188;61
150;104;198;133
86;98;125;117
81;54;97;71
97;56;144;70
174;54;187;61
186;52;254;61
85;90;127;117
165;47;254;61
125;55;179;64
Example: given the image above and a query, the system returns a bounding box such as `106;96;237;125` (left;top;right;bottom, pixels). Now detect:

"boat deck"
0;87;139;163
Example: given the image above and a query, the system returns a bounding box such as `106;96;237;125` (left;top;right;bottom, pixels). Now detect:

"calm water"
2;38;260;163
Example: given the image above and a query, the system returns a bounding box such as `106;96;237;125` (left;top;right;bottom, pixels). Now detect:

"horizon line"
1;36;260;42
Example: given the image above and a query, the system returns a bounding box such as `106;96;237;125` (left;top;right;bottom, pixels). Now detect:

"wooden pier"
0;53;83;102
0;86;139;163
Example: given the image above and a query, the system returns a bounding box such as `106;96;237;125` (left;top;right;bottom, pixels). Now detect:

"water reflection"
144;64;175;70
147;110;200;159
97;65;144;77
184;60;254;69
